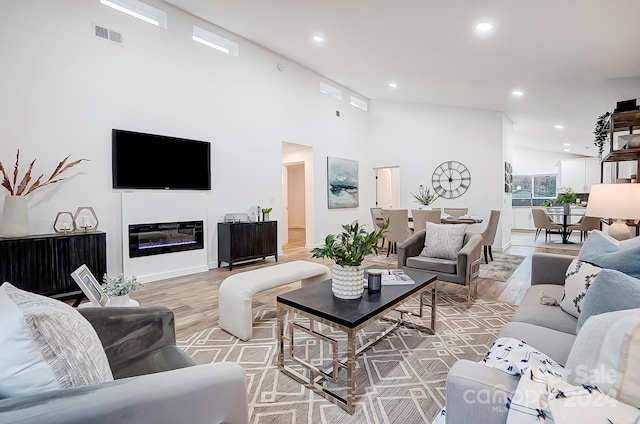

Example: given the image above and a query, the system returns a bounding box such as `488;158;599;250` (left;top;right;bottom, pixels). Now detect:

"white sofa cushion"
0;282;113;397
420;222;466;260
560;259;602;318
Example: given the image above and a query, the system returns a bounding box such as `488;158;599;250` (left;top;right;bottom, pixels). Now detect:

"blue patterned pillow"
577;269;640;332
578;232;640;279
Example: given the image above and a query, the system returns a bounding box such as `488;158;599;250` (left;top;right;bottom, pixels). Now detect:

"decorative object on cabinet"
594;112;611;160
432;160;471;199
504;162;513;193
0;195;29;237
53;211;76;233
327;156;359;209
586;184;640;240
410;184;438;207
217;221;277;270
311;219;388;299
73;206;99;231
70;264;109;307
261;207;272;221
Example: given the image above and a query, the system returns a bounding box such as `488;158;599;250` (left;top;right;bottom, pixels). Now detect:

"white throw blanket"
433;337;640;424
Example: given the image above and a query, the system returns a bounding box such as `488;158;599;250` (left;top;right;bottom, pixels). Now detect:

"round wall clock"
432;161;471;199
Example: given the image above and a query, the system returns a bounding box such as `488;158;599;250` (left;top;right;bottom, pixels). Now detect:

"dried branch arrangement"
0;149;89;196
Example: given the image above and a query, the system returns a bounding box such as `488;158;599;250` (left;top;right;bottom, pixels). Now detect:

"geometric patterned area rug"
177;296;516;423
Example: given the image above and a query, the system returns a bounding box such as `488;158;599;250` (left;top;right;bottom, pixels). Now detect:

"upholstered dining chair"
567;215;601;243
370;207;385;247
531;208;563;242
411;209;442;233
443;208;468;218
381;209;413;256
479;209;501;264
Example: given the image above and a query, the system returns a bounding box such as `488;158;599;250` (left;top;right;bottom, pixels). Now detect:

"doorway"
282;141;313;251
284;162;306;248
375;167;401;208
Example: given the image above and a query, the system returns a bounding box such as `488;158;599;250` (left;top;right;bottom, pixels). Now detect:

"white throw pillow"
0;282;113;398
420;222;467;260
560;259;602;318
564;308;640;408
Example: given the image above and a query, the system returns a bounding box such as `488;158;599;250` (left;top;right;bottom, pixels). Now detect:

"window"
192;26;239;57
349;96;368;111
100;0;168;28
319;82;342;100
512;175;557;206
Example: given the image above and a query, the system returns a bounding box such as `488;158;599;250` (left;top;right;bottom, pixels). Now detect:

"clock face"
432;161;471;199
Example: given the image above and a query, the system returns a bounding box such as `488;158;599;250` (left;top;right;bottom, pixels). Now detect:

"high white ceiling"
164;0;640;156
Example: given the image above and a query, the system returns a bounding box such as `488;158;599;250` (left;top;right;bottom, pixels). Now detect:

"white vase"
331;264;365;299
109;293;130;306
1;195;29;237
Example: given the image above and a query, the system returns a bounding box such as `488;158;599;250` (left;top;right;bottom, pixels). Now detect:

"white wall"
501;115;515;249
513;146;586;175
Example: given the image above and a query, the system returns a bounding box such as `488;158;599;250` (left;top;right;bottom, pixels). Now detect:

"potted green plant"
594;112;611;160
102;273;143;306
555;187;577;214
410;185;438;209
262;207;273;221
311;219;388;299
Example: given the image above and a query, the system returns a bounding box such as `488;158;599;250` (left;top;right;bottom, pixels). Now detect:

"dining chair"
567;215;601;243
381;209;413;256
370;207;386;247
478;210;501;263
443;208;468;218
411;209;442;233
531;208;562;242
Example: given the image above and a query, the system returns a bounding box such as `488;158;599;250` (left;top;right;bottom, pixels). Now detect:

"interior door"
376;168;393;208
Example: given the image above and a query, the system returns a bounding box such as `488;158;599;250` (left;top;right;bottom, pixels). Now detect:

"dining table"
545;210;583;244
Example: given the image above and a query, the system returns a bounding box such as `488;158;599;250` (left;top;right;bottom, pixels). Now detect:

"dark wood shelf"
610;110;640;131
603;147;640;162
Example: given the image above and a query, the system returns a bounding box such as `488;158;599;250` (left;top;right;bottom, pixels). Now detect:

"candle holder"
53;211;77;234
72;207;99;232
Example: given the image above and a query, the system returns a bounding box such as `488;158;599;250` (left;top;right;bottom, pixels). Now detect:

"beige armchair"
531;208;562;242
479;210;501;264
411;209;442;233
443;208;468;218
397;229;483;301
381;209;413;256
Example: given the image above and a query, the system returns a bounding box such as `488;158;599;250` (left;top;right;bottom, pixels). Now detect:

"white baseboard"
137;265;209;283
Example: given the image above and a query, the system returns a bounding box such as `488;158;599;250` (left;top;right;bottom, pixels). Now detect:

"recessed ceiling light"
563;149;571;152
388;82;398;88
555;125;564;129
563;143;571;146
512;91;524;96
313;35;324;42
476;22;493;31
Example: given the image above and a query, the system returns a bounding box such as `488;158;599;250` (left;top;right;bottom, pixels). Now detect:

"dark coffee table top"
276;268;436;329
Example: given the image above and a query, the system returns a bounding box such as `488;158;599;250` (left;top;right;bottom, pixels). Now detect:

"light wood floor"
132;228;580;339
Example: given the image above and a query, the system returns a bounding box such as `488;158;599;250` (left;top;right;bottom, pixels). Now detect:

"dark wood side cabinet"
0;231;107;299
218;221;278;270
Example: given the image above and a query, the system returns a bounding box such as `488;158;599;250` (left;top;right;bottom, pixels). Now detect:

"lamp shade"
586;184;640;220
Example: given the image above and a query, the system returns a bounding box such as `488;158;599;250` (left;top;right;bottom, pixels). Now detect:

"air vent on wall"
92;23;124;45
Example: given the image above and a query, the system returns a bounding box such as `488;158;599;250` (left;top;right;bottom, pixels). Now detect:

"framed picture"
70;264;108;307
327;156;359;209
504;162;513;193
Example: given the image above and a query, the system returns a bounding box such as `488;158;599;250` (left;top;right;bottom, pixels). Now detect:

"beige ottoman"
218;260;331;341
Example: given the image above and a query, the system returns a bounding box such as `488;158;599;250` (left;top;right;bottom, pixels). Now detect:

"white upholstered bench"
218;260;331;341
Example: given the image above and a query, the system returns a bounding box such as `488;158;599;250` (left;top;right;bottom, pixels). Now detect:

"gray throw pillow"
578;231;640;279
420;222;467;260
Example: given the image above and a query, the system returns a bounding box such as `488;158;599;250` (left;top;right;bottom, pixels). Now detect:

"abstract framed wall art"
505;162;513;193
327;156;359;209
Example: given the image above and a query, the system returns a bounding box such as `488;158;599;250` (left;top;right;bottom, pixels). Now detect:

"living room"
1;1;640;423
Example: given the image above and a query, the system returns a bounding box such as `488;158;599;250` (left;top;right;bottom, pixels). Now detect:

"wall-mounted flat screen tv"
112;129;211;190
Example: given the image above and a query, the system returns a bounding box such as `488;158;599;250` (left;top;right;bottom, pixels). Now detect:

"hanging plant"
593;112;611;160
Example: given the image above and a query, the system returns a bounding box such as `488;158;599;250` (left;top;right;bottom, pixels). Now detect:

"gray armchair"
0;306;249;424
397;230;483;300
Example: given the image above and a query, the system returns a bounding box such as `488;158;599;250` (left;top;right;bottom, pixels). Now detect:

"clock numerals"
431;161;471;199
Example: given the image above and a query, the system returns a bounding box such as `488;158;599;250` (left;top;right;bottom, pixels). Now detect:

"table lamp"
586;183;640;240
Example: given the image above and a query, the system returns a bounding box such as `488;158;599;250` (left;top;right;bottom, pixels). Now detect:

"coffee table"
276;268;437;413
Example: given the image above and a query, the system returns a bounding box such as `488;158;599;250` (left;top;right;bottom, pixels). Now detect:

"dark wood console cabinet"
217;221;277;270
0;232;107;300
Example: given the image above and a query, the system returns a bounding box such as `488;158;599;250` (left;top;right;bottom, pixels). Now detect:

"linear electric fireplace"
129;220;204;258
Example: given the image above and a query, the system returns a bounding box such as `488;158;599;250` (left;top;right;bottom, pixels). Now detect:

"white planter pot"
1;195;29;237
331;264;364;299
109;293;130;306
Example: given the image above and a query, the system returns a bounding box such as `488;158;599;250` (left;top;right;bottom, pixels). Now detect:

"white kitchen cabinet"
513;207;534;230
559;158;599;192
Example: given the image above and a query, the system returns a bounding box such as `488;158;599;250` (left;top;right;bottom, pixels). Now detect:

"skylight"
350;96;368;111
100;0;167;28
192;26;239;57
320;82;342;100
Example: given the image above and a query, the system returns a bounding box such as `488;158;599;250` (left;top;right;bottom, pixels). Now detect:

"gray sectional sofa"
444;253;576;424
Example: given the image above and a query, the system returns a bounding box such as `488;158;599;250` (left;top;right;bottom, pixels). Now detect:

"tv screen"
112;129;211;190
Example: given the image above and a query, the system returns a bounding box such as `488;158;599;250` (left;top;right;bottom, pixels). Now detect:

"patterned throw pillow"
420;222;467;260
560;258;602;318
0;282;113;397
